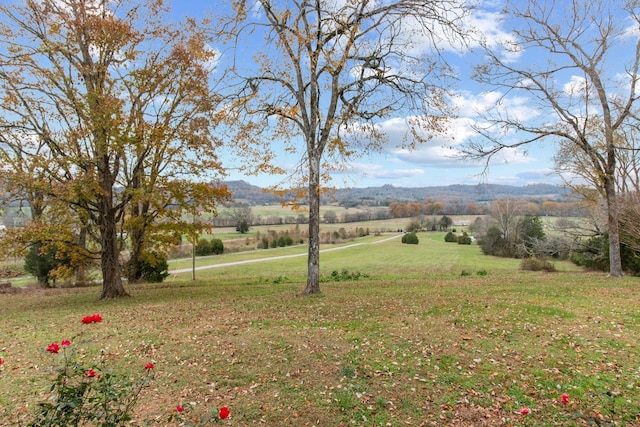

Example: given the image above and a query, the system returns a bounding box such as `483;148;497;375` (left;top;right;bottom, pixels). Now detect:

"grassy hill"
1;233;638;426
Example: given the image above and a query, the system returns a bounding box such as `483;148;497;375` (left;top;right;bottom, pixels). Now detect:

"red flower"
46;343;60;354
0;358;4;365
176;405;184;413
561;393;570;405
81;314;103;324
144;362;155;370
86;369;96;378
520;406;530;415
219;406;230;419
61;340;71;347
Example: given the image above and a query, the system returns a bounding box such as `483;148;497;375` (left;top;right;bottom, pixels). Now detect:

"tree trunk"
75;225;88;284
304;155;321;295
126;217;145;283
99;195;128;299
605;177;623;277
127;235;143;283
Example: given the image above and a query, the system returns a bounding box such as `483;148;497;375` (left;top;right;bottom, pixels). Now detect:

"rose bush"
4;313;229;426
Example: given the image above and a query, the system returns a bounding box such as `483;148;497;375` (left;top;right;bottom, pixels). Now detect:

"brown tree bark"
304;156;321;295
98;180;128;300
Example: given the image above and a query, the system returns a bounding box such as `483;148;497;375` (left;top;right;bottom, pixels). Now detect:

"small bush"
195;238;224;256
260;236;270;249
444;231;457;243
476;269;488;277
211;238;224;254
139;251;169;283
322;270;370;282
28;315;155;426
457;232;472;245
195;239;212;256
460;270;472;277
402;232;419;244
520;257;556;272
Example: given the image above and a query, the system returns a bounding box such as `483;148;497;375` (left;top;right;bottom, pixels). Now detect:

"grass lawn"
1;233;639;426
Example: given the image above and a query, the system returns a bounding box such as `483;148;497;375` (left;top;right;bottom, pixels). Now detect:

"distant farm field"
1;230;638;426
168;230;581;283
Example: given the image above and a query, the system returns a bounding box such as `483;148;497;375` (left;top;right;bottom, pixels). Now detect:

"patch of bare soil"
451;403;508;426
0;282;22;294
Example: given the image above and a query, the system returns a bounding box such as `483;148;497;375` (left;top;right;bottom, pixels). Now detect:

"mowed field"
1;231;640;426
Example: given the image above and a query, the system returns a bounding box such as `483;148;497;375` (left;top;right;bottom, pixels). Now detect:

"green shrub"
322;270;370;282
195;238;223;256
570;234;640;275
236;219;250;234
138;251;169;283
261;236;270;249
457;232;472;245
401;232;419;244
570;235;608;271
24;242;71;286
195;239;213;256
444;231;457;243
456;232;471;245
211;238;224;254
479;226;512;257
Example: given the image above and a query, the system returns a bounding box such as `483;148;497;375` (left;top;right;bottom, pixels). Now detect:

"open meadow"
1;232;639;426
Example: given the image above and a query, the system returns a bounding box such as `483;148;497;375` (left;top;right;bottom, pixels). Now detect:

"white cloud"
459;6;523;63
337;163;425;180
563;75;589;97
453;90;540;122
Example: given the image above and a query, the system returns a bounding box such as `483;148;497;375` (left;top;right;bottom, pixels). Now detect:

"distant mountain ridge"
223;180;571;206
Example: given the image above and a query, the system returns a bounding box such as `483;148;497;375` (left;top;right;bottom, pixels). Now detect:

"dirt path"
169;233;403;274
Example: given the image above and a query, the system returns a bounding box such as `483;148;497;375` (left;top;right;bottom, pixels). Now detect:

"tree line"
387;199;588;219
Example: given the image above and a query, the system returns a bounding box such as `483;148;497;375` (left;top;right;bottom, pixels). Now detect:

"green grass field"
1;232;639;426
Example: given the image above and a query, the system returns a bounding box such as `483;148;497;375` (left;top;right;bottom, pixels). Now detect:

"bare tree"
614;121;640;195
226;206;254;233
489;198;529;244
611;121;640;253
219;0;468;294
466;0;640;277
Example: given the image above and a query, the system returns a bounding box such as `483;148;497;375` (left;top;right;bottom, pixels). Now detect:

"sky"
170;0;637;189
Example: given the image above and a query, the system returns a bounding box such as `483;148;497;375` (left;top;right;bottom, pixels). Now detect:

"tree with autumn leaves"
0;0;228;298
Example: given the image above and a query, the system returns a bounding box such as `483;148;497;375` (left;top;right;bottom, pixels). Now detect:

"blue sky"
171;1;635;189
